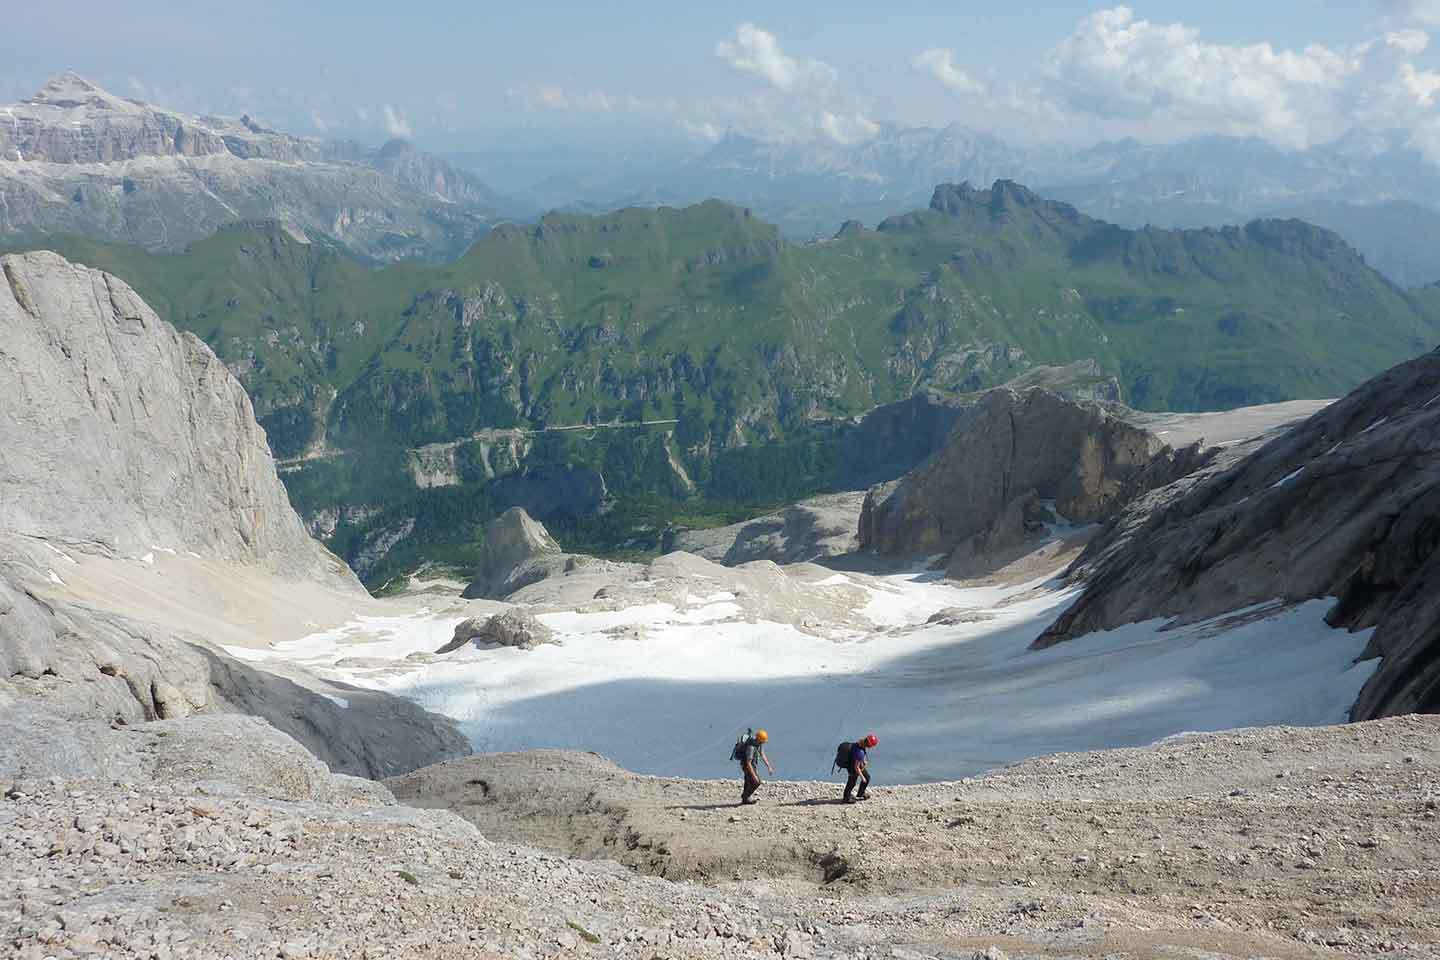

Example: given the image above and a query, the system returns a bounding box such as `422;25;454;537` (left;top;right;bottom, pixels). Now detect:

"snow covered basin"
228;570;1379;784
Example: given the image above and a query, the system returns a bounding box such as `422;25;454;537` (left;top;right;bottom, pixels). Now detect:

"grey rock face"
461;507;576;600
858;387;1204;558
1035;349;1440;720
437;611;556;654
0;251;469;777
665;492;864;566
0;250;357;588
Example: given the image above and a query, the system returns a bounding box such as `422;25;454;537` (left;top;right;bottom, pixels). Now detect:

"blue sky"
7;1;1440;152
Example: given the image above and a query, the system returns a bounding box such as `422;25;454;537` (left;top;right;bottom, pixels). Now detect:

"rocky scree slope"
0;250;467;775
859;387;1210;571
1037;348;1440;720
0;73;499;262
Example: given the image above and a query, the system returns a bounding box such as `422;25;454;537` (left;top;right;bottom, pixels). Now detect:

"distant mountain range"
492;123;1440;287
17;180;1439;583
0;73;501;262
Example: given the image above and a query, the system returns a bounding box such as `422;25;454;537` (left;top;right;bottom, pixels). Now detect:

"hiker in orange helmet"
842;733;878;804
733;728;774;805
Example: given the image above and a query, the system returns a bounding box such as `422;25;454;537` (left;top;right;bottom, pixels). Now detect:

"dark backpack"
833;741;854;770
730;731;754;762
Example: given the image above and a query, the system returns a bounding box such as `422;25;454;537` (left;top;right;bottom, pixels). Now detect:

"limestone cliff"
0;251;469;775
0;250;357;588
858;387;1205;559
1035;349;1440;719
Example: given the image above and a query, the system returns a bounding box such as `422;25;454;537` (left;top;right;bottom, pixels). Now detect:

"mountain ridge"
0;73;500;262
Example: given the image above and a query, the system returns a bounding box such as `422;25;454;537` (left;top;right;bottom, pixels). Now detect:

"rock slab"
1036;348;1440;720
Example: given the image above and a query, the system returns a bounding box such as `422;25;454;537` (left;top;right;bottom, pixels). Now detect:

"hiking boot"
843;797;858;804
856;794;871;801
741;798;759;805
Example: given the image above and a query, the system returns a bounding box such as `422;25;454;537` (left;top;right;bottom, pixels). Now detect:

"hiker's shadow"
667;803;746;812
777;798;848;807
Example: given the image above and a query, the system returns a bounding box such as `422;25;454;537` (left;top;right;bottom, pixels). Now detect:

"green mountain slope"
14;181;1439;586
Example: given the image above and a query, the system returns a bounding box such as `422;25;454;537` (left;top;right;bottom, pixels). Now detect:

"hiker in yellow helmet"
732;727;775;805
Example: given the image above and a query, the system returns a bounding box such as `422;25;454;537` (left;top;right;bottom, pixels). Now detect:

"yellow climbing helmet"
755;729;769;743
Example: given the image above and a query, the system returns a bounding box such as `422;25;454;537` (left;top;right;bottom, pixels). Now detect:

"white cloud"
681;119;724;142
309;109;329;132
1039;6;1440;150
354;106;370;122
1380;0;1440;25
819;109;879;144
716;23;837;93
506;83;678;117
381;104;411;138
913;48;986;96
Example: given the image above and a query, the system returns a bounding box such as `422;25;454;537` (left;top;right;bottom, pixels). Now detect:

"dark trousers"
741;765;761;802
844;767;870;800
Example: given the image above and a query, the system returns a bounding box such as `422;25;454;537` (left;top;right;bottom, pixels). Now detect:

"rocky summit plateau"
3;244;1440;956
0;73;500;262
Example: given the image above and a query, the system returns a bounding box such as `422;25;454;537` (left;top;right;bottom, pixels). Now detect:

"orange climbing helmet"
755;729;769;743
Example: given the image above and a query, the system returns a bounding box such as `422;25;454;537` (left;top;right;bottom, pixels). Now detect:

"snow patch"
1270;467;1304;490
245;570;1378;785
47;570;66;586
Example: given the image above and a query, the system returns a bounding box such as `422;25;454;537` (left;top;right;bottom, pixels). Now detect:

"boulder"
437;611;556;654
858;387;1205;560
1034;348;1440;720
461;507;578;600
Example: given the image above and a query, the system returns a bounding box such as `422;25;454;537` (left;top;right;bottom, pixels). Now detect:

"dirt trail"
391;715;1440;958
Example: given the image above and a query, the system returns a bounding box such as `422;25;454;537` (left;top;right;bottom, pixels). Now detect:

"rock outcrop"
461;507;576;600
0;251;468;776
1035;349;1440;720
664;492;864;566
858;387;1208;560
437;611;557;654
0;251;357;587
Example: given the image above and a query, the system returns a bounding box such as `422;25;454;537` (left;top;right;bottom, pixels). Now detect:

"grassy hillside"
13;181;1438;586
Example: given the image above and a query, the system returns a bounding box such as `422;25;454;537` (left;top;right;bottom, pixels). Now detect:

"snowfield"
227;566;1378;784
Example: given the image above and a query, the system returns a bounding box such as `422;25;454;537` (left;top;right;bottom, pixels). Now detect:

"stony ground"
393;715;1440;959
4;713;1437;959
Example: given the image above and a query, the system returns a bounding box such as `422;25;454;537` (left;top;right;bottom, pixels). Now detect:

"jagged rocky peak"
26;70;142;112
0;249;358;589
929;179;1083;222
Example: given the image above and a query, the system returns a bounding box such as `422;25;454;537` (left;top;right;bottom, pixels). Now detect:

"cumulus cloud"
716;23;837;92
913;48;986;96
1380;0;1440;25
381;104;411;138
1039;6;1440;150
